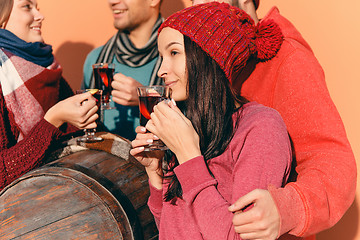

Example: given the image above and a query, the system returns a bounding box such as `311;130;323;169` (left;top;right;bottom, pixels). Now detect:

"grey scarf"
89;15;164;88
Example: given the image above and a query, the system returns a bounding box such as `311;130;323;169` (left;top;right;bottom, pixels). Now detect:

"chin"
172;94;187;102
29;36;44;43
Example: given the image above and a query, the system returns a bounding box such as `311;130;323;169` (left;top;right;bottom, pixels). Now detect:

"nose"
157;59;167;79
108;0;120;5
34;9;45;22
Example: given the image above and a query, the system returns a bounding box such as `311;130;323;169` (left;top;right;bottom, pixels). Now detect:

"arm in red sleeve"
147;180;163;227
57;77;81;135
174;107;292;240
269;47;356;237
0;94;64;190
58;77;74;100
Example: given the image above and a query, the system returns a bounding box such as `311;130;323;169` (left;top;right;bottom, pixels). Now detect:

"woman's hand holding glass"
130;126;165;190
130;100;201;188
146;100;201;164
44;92;99;129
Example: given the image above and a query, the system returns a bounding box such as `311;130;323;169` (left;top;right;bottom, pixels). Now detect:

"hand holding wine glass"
146;100;201;164
93;63;115;110
75;89;103;142
130;126;165;189
136;85;171;151
44;92;99;129
112;73;143;106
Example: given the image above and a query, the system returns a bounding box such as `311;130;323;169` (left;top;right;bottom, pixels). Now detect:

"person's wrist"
176;147;201;164
146;167;163;190
44;109;63;128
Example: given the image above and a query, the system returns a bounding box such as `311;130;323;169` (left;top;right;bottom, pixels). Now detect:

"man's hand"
229;189;280;240
111;72;143;106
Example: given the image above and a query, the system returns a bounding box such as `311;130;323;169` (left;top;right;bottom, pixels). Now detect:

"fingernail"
147;139;153;143
141;127;146;132
171;98;176;106
153;135;159;140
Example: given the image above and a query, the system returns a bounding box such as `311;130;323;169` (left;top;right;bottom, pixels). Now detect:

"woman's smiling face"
5;0;44;43
157;27;188;102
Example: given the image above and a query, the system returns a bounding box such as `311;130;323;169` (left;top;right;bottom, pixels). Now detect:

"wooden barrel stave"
48;150;156;239
0;170;127;239
0;149;158;239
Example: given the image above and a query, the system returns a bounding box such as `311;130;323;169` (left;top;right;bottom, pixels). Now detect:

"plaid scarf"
0;49;63;142
89;15;164;88
0;29;54;68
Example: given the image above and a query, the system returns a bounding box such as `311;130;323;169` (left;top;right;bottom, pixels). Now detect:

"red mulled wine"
139;96;163;126
93;66;114;103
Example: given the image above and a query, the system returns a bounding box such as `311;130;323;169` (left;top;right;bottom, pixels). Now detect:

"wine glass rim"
92;63;115;68
137;85;169;89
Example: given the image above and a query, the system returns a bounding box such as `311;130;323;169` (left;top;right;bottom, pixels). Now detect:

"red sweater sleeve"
268;45;356;237
57;77;81;135
0;94;64;190
173;108;292;240
58;77;74;100
148;181;163;228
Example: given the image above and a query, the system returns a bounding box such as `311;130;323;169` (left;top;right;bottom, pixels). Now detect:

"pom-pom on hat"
158;2;283;83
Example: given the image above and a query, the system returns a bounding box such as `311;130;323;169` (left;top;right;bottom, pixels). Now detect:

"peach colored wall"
38;0;359;239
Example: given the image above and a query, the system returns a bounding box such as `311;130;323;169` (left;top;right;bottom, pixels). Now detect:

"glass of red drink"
137;86;171;151
92;63;115;110
76;89;103;142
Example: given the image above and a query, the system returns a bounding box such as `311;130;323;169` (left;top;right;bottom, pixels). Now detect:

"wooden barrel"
0;149;158;240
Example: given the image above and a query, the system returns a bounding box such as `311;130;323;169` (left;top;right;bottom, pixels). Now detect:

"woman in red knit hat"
0;0;100;190
130;2;293;239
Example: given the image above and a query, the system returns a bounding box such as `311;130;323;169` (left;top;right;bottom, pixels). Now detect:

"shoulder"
229;103;292;177
262;7;318;64
83;46;105;78
232;102;289;142
84;46;104;63
237;102;285;127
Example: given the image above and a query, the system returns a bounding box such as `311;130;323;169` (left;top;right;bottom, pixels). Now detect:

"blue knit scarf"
0;29;54;67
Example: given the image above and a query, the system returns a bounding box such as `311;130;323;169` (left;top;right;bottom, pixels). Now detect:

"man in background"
82;0;163;140
192;0;356;239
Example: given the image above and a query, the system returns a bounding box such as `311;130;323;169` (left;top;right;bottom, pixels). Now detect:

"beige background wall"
38;0;359;239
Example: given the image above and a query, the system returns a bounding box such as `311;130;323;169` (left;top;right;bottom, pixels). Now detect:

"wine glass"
137;86;171;151
92;63;115;110
76;89;103;142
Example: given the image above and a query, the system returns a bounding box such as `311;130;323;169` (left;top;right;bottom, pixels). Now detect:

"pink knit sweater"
148;102;292;240
239;7;356;239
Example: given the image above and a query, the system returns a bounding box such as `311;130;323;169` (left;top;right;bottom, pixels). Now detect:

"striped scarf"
0;49;63;142
89;15;164;88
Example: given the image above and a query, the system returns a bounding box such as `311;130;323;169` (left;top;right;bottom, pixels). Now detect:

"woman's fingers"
130;145;145;156
132;137;154;149
75;91;95;107
77;99;99;128
135;126;147;134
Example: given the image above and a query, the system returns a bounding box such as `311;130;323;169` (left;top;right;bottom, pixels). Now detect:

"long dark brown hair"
163;35;248;203
0;0;13;28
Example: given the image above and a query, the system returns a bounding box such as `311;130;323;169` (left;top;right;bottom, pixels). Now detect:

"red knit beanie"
158;2;283;83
